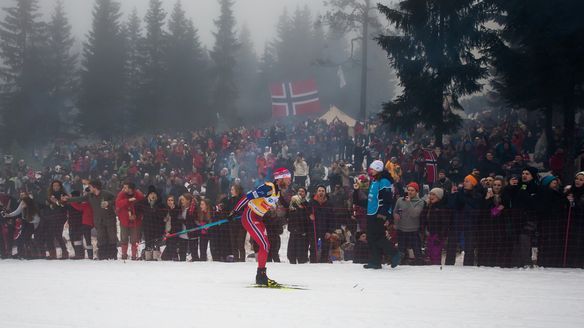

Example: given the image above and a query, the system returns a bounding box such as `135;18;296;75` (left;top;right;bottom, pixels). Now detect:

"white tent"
320;106;357;127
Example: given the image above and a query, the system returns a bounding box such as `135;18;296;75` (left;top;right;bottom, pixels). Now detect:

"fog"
30;0;328;52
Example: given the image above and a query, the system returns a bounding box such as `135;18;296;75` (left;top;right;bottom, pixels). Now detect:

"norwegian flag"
270;79;321;118
422;148;438;184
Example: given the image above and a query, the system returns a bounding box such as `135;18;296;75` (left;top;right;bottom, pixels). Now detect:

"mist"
0;0;397;145
31;0;328;52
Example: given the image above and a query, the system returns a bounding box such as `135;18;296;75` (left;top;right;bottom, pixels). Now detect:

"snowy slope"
0;261;582;328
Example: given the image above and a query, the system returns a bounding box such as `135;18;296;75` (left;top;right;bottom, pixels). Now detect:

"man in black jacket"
287;187;311;264
309;185;334;263
513;167;539;267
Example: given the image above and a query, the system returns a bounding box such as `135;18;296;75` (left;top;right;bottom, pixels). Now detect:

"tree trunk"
359;0;370;121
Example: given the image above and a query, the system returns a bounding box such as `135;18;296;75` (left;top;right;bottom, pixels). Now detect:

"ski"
248;284;308;290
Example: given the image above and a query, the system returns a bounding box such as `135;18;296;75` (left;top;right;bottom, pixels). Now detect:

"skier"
228;168;292;286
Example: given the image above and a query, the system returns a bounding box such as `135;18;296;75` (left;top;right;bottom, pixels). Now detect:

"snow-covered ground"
0;260;583;328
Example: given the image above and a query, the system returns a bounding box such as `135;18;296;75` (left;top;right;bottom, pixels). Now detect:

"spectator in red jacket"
115;182;145;260
69;187;94;259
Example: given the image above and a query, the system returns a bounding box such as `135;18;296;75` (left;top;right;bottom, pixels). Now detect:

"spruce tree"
46;0;77;136
0;0;47;144
138;0;167;130
272;6;316;81
210;0;239;127
488;0;584;176
121;8;143;130
165;0;208;129
235;24;259;117
376;0;490;145
79;0;125;136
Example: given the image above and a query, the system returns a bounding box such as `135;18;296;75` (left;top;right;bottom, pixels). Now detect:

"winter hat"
147;185;158;197
273;168;291;180
430;188;444;200
575;171;584;179
541;175;558;187
407;182;420;193
369;160;384;172
465;175;478;187
523;166;539;179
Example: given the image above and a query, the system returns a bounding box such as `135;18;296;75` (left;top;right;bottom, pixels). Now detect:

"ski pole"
563;204;573;268
163;216;241;241
312;208;317;263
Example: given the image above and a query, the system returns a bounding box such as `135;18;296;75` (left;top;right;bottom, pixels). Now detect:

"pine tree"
376;0;490;146
488;0;584;177
211;0;239;127
165;0;209;129
121;8;143;130
0;0;48;144
325;0;379;120
272;6;315;81
271;8;292;80
138;0;167;131
235;24;259;117
79;0;125;136
254;43;277;121
46;0;77;136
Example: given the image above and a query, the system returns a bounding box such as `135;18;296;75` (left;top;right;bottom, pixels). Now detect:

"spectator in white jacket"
293;153;309;188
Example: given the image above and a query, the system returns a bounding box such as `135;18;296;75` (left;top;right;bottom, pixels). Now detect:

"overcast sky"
22;0;328;53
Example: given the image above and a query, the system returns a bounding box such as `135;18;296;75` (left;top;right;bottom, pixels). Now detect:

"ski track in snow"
0;261;583;328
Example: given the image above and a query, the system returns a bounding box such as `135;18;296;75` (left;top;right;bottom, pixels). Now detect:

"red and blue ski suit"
233;182;281;269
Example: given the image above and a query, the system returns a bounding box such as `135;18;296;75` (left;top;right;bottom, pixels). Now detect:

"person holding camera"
287;187;311;264
293;153;309;188
2;192;40;259
43;180;69;259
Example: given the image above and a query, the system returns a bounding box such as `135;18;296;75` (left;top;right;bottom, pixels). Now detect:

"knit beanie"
523;166;539;179
147;185;158;197
407;182;420;193
429;188;444;200
465;175;478;187
541;175;558;187
575;171;584;179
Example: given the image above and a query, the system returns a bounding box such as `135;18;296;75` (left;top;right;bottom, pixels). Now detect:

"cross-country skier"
228;168;292;286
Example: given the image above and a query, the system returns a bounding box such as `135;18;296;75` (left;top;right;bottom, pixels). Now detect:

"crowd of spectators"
0;111;583;268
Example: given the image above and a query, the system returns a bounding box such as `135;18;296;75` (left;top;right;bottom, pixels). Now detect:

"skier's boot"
255;268;280;287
